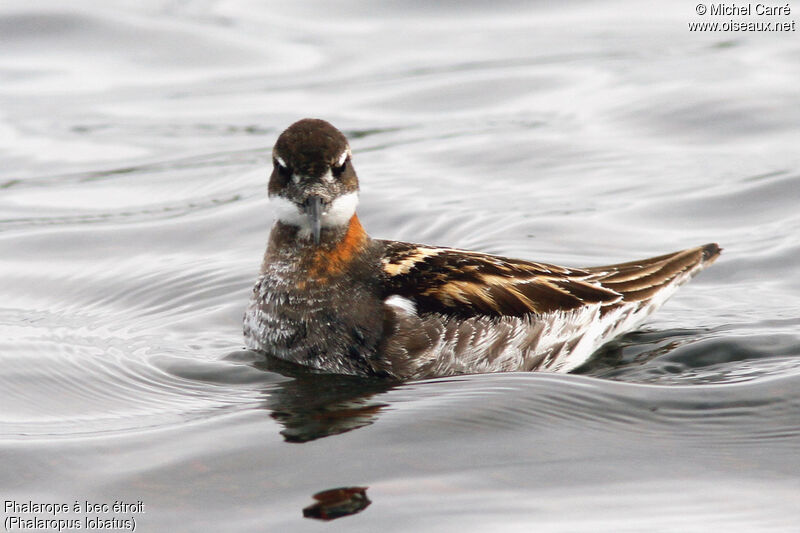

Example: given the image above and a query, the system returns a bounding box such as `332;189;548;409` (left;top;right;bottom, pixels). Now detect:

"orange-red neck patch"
307;215;368;280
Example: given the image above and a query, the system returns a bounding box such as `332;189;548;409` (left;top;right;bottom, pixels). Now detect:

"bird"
244;118;721;380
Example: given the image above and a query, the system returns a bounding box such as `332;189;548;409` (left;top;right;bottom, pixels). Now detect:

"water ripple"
381;372;800;448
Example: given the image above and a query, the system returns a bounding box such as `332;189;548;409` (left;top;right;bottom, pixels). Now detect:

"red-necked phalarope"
244;118;721;379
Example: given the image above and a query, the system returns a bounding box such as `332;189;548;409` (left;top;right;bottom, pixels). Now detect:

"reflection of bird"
303;487;371;521
253;356;393;442
244;119;721;380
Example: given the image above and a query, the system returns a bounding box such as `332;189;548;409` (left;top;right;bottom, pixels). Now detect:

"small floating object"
302;486;371;521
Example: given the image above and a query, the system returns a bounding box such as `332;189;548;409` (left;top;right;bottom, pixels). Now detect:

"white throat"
270;192;359;234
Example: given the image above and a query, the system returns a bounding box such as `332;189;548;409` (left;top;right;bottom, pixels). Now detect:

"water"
2;1;800;531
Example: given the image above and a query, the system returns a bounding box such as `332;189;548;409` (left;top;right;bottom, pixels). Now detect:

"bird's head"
268;118;360;245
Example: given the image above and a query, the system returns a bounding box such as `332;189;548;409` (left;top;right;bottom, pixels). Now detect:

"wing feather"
380;241;721;319
586;244;721;302
381;242;617;317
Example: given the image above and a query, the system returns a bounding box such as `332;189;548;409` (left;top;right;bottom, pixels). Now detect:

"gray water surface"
2;1;800;531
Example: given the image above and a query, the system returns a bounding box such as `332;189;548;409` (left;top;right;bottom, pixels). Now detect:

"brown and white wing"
379;241;623;318
380;241;720;319
373;241;720;379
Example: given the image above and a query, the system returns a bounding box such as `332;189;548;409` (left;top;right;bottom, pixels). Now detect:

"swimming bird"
244;118;720;380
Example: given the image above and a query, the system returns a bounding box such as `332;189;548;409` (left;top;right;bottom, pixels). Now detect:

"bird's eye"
274;157;291;178
332;158;348;178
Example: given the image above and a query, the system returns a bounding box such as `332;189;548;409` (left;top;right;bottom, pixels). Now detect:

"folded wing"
380;241;721;319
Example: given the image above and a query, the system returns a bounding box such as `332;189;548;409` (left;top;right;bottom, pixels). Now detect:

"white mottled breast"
243;262;306;355
243;250;386;376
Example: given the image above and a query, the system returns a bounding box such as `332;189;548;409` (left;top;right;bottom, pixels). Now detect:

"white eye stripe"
336;147;351;167
275;152;349;171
